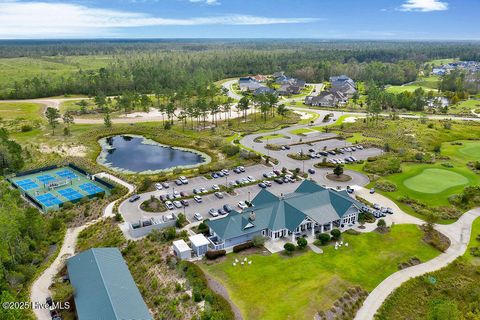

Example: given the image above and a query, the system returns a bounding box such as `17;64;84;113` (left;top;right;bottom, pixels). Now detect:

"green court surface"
403;168;469;194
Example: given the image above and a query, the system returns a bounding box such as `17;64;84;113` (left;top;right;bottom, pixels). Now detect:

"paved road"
352;188;480;320
119;164;299;223
30;173;135;320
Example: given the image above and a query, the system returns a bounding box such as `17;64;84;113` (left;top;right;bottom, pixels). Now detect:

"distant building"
254;86;277;96
239;77;263;92
67;248;152;320
305;91;339;107
278;84;301;95
173;240;192;260
329;75;357;98
254;74;267;82
206;180;361;249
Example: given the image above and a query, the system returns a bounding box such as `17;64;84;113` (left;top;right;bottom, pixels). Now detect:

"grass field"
376;217;480;320
448;99;480;115
289;128;315;135
0;102;44;120
386;76;440;94
202;225;440;320
0;55;114;94
403;168;469;194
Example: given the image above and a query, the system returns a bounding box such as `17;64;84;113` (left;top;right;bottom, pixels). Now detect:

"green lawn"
376;217;480;320
289;128;315;135
386;76;440;94
0;102;44;120
448;99;480;115
202;225;440;320
261;134;287;141
403;168;469;194
0;55;113;94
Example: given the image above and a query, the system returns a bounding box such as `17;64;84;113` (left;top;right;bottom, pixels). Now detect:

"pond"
97;135;210;174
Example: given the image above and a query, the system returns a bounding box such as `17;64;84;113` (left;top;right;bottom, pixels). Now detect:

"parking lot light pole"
248;191;251;204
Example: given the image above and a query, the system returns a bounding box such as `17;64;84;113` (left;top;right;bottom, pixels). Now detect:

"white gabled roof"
189;234;210;247
173;240;191;252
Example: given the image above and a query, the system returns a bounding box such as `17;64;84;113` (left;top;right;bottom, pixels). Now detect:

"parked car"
229;181;238;187
46;297;53;307
173;190;181;199
167;194;175;200
308;168;316;174
211;172;219;178
154;183;163;190
223;204;234;213
233;167;241;174
274;178;284;184
238;166;246;172
162;182;170;188
200;187;207;193
181;199;189;206
247;176;255;182
193;188;201;194
194;195;203;203
217;171;225;177
370;188;375;194
273;170;281;176
284;145;291;150
173;201;182;208
221;169;230;176
174;179;182;186
346;187;354;194
258;182;267;188
208;208;219;217
165;201;175;210
159;194;167;202
129;194;140;203
263;180;272;187
385;207;394;214
218;208;228;216
179;176;189;184
180;191;187;197
194;213;203;221
373;203;381;210
328;150;336;155
215;192;224;199
281;145;286;150
238;201;248;209
212;184;220;191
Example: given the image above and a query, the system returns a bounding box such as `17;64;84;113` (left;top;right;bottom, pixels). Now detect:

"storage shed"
172;240;192;260
189;234;210;257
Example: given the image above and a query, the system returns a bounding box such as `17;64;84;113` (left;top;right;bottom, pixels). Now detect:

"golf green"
403;168;469;194
459;142;480;159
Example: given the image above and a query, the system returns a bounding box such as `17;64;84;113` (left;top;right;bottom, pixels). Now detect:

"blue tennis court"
58;188;84;201
37;174;56;184
56;169;77;179
36;193;63;208
79;182;104;195
15;179;39;191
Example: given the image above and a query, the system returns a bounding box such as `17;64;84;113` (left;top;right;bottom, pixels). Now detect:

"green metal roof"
206;180;361;241
67;248;152;320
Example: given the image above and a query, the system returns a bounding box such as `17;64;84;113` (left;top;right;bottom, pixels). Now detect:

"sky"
0;0;478;40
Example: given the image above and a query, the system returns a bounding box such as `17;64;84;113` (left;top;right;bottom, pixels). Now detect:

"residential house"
254;86;277;96
278;84;301;95
254;74;267;82
239;77;263;92
67;248;152;320
206;180;361;250
330;75;357;98
305;91;339;107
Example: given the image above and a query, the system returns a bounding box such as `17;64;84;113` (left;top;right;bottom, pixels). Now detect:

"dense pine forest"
1;40;479;99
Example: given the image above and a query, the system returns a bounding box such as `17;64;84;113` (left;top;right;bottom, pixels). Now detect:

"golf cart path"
354;207;480;320
30;174;134;320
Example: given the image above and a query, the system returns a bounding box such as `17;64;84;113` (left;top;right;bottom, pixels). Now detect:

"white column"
311;225;315;236
330;222;333;230
291;233;295;242
321;225;324;233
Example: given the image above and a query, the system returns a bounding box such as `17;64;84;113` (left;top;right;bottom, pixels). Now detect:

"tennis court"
9;166;111;212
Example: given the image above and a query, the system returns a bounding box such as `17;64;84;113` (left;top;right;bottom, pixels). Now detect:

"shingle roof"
67;248;152;320
206;180;361;241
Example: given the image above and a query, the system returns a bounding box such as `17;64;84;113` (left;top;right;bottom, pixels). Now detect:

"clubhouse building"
206;180;362;250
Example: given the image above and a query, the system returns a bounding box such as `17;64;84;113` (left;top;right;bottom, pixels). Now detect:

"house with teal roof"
206;180;361;250
67;248;152;320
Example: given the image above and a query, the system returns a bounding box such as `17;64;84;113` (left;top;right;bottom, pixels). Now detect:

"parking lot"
119;164;298;223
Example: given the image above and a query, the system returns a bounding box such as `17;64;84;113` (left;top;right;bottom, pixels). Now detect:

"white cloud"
189;0;220;5
400;0;448;12
0;1;319;38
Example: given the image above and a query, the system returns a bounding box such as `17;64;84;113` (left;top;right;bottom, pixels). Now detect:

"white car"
173;191;181;199
173;201;182;208
247;176;255;182
212;184;220;191
194;195;203;203
238;201;248;210
194;213;203;221
179;176;189;184
200;187;207;193
154;183;163;190
165;201;174;210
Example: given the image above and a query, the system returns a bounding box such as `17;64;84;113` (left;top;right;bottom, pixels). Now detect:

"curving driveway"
29;173;134;320
352;187;480;320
